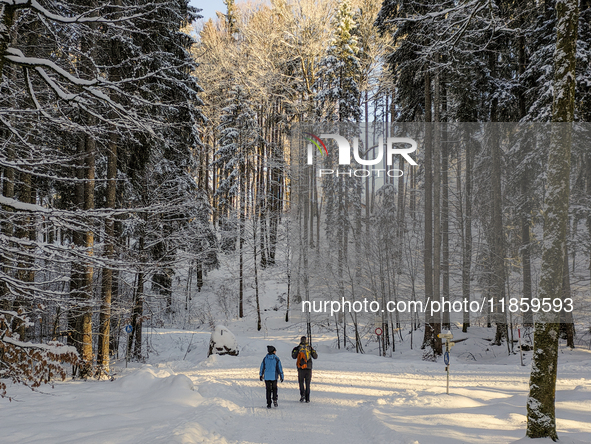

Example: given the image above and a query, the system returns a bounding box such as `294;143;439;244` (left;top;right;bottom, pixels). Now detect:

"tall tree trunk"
491;124;507;346
268;99;282;265
422;67;440;354
239;160;245;318
464;135;473;332
79;131;96;378
587;152;591;295
254;158;262;331
337;175;345;348
365;94;370;233
422;69;433;349
432;62;442;352
521;170;534;327
441;82;450;330
68;137;86;351
527;0;578;438
459;133;472;333
97;131;117;375
518;31;534;327
259;111;268;268
0;121;15;310
109;177;125;358
490;51;507;346
130;270;144;361
13;172;32;340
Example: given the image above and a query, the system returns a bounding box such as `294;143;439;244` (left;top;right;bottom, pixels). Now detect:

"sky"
190;0;227;23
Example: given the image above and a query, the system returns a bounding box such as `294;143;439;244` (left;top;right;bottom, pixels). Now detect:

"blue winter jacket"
260;353;284;381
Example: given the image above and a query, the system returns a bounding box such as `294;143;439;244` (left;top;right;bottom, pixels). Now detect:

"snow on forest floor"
1;317;591;444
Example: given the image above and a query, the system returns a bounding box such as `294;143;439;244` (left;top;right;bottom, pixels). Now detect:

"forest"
0;0;589;441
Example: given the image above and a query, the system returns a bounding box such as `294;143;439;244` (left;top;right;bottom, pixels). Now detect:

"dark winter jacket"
291;343;318;370
260;353;284;381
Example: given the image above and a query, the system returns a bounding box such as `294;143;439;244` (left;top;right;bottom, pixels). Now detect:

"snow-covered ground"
2;251;590;443
2;315;590;444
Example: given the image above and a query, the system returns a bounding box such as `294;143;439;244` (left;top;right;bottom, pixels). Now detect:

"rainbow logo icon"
303;133;328;156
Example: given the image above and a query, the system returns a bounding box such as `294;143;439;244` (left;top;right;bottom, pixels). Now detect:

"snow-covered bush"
207;325;239;357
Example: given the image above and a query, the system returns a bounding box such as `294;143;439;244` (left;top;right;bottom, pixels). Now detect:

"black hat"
267;345;276;354
300;336;307;344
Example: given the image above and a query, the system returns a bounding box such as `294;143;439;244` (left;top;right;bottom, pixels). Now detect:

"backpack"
296;345;310;369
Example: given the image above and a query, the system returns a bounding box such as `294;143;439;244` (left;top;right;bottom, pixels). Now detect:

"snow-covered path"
181;366;378;444
1;328;590;444
180;353;591;444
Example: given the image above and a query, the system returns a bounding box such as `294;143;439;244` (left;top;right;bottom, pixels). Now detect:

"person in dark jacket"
291;336;318;403
260;345;284;408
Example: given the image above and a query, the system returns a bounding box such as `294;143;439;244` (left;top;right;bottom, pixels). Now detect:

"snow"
208;324;239;356
1;319;590;443
3;47;96;88
1;246;589;443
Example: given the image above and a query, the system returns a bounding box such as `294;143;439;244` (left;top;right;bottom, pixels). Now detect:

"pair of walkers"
258;336;318;408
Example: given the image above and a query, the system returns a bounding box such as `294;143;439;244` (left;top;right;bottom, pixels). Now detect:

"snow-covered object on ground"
207;325;239;357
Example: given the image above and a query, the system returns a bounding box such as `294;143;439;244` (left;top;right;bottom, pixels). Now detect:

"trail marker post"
125;324;133;367
437;330;455;394
375;316;383;356
375;327;383;356
518;327;525;366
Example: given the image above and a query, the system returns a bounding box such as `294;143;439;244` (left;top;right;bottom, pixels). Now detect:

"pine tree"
315;0;361;123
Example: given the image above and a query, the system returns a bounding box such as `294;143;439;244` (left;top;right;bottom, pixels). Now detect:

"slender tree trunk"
337;175;345;348
518;32;534;327
79;131;95;378
196;261;203;292
441;82;450;329
365;93;370;233
9;15;38;330
13;172;32;340
259;116;268;268
0;122;15;309
422;69;433;348
97;131;117;375
587;152;591;295
489;51;507;346
457;143;466;332
462;133;473;332
422;68;440;353
522;171;534;327
268;100;281;265
130;270;144;361
432;62;442;352
68;137;86;351
254;158;261;331
302;155;311;344
491;123;507;346
109;182;124;358
239;161;245;318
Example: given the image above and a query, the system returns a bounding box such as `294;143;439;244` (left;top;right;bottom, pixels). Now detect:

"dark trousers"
298;368;312;401
265;380;278;406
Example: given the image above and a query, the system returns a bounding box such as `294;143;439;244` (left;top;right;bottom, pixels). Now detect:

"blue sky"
190;0;227;23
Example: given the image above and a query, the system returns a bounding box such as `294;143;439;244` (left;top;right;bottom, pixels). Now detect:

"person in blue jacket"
259;345;284;408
